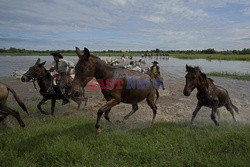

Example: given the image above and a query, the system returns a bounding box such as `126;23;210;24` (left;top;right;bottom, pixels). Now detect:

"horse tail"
155;89;159;102
230;98;239;114
7;86;29;115
232;103;239;114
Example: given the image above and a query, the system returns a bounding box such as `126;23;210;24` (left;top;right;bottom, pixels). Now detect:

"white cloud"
155;1;209;19
141;15;166;23
241;7;250;15
110;0;135;6
139;0;209;24
227;27;250;40
189;0;250;7
0;0;250;50
0;0;116;32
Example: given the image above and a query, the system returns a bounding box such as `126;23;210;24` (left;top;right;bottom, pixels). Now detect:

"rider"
49;52;74;105
150;61;165;90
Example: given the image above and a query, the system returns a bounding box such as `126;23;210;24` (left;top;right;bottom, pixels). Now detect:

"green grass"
1;51;250;61
0;115;249;167
169;53;250;61
208;72;250;81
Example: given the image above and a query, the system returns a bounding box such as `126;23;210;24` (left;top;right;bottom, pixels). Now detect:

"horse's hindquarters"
121;89;154;104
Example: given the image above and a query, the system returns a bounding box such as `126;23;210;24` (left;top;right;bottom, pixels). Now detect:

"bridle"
23;73;38;90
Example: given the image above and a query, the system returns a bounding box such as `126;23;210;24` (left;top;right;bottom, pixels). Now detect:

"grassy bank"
1;51;250;61
0;115;249;166
208;72;250;81
169;53;250;61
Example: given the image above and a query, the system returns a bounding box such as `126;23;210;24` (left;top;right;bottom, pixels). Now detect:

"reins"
32;78;38;90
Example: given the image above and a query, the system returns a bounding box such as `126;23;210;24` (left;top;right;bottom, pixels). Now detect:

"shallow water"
0;55;249;77
141;56;250;78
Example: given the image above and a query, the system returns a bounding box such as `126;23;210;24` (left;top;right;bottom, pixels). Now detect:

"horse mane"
90;54;101;60
41;65;52;78
208;78;214;82
193;66;201;72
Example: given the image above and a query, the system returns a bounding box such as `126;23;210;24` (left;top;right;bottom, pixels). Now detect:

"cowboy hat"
152;61;159;64
50;51;63;58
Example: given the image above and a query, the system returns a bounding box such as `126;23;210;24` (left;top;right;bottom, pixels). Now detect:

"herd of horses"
0;47;239;134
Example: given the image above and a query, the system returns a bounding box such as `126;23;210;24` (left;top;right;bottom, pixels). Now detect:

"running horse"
72;47;159;134
183;65;239;126
0;82;28;127
21;59;88;115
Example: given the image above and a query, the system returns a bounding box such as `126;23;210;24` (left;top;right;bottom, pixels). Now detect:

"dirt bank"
0;74;249;127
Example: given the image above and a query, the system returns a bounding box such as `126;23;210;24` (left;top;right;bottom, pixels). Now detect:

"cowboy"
49;51;74;105
150;61;165;90
150;61;160;75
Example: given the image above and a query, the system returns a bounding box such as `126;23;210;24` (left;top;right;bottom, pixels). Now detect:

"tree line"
1;47;250;55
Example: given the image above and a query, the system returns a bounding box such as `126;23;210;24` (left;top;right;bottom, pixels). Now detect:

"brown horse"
183;65;239;126
72;47;159;134
0;82;28;127
21;58;88;115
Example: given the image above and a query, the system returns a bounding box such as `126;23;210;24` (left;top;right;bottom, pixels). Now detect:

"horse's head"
72;47;95;97
183;64;207;96
21;58;46;82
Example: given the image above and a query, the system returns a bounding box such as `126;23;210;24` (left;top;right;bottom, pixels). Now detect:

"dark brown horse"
183;65;239;126
0;82;28;127
72;47;159;134
21;58;87;115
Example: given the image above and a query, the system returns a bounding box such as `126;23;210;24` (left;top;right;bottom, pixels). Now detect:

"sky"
0;0;250;51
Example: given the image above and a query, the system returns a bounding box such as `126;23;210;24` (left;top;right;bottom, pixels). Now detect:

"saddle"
46;73;74;96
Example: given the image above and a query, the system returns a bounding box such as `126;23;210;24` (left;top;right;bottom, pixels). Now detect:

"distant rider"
150;61;165;90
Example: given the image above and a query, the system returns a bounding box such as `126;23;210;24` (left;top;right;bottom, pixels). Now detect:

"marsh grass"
169;53;250;61
0;115;249;167
1;51;250;61
208;72;250;81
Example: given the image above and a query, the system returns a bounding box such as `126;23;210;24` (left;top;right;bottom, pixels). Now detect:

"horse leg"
0;111;9;127
159;78;165;90
0;110;8;122
83;97;88;106
216;109;220;121
191;102;202;125
37;98;49;115
211;104;219;126
51;98;56;115
76;100;81;111
1;106;25;127
82;89;88;106
95;99;120;135
122;104;138;121
71;96;82;111
225;103;236;122
146;93;157;126
104;109;114;125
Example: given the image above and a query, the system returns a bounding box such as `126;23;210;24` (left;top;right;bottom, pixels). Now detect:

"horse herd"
0;47;239;134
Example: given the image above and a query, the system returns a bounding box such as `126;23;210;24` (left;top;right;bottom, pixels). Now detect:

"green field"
208;72;250;81
169;53;250;61
1;51;250;61
1;115;249;166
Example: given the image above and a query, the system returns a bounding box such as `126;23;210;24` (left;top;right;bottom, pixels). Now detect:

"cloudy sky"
0;0;250;51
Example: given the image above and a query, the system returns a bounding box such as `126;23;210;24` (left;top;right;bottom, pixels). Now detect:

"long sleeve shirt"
51;59;74;74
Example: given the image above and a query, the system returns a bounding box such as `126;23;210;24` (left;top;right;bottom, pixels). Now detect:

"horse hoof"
116;120;122;124
96;128;102;136
41;111;49;115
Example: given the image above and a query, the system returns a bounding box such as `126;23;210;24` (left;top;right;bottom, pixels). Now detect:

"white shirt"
51;59;74;74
